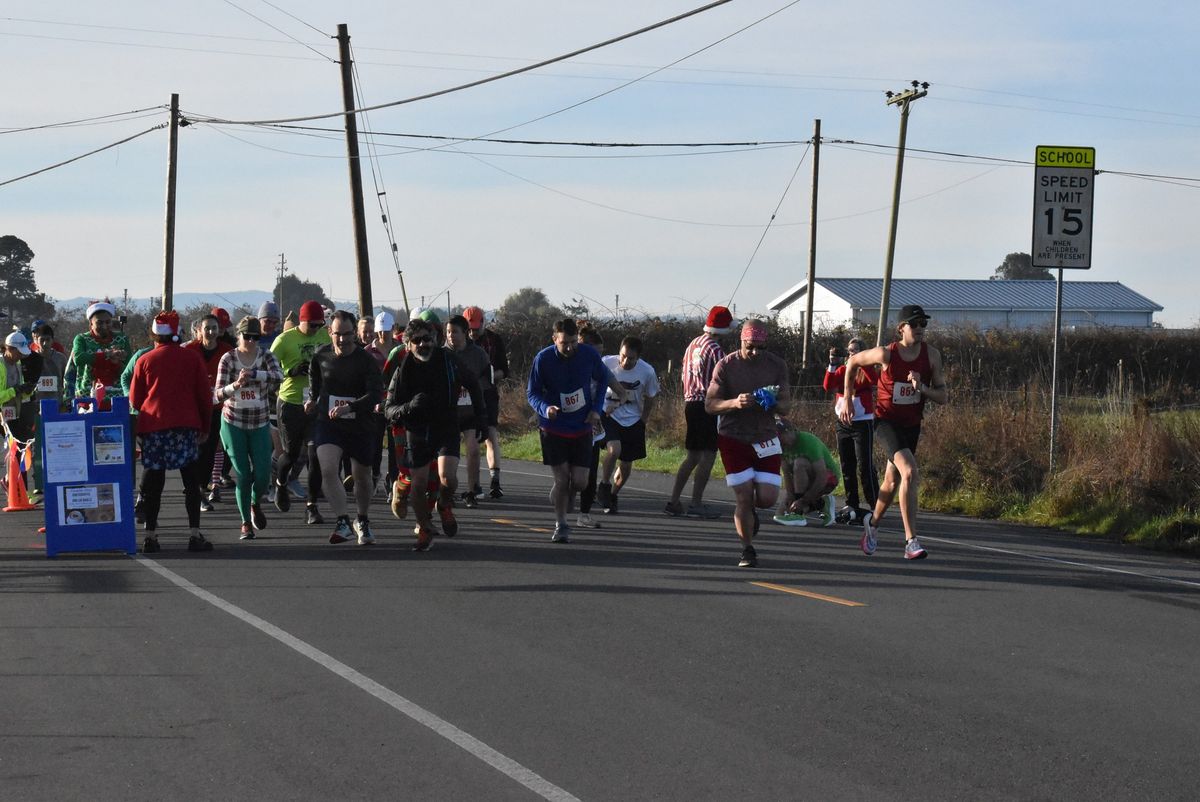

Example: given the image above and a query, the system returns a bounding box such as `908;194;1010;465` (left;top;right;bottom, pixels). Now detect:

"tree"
497;287;563;323
0;235;56;322
274;274;333;319
991;252;1052;280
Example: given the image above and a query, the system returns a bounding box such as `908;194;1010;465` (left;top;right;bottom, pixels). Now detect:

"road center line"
750;581;866;607
136;557;581;802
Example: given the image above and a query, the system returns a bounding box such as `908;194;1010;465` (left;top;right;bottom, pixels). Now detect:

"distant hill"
54;290;274;315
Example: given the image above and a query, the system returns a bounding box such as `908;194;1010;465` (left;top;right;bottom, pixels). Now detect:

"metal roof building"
767;278;1163;331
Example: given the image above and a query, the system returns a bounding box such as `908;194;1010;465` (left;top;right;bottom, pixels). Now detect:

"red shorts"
718;435;782;487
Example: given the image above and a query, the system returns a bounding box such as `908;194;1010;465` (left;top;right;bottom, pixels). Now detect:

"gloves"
753;385;780;411
398;392;430;421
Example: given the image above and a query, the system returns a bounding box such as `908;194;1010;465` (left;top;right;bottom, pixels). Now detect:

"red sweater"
130;342;213;436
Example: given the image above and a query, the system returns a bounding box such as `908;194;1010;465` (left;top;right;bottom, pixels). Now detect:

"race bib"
2;406;15;421
231;386;262;409
892;382;922;406
457;387;472;407
38;375;59;393
560;387;585;414
329;394;356;419
752;436;782;458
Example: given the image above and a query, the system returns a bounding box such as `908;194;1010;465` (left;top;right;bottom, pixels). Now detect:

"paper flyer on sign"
92;425;126;465
59;483;121;526
44;420;88;483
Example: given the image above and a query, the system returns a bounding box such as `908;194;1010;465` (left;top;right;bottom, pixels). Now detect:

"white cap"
5;330;31;356
374;311;395;332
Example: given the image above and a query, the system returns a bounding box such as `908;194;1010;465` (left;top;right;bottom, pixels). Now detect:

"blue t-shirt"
526;343;611;437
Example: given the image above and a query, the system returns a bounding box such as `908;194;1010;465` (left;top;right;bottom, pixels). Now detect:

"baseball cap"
899;304;931;324
299;301;325;323
374;311;395;332
703;305;738;335
236;316;262;336
4;330;31;356
463;306;485;330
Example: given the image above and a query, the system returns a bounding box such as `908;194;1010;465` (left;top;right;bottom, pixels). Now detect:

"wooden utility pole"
336;24;373;318
801;119;821;368
876;82;928;345
162;92;180;312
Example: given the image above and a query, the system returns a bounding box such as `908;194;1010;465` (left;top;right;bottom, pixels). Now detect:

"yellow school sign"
1032;145;1096;269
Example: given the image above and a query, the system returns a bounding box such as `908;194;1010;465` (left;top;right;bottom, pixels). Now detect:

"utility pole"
335;24;373;318
801;119;821;368
275;253;288;315
875;81;929;345
162;92;181;312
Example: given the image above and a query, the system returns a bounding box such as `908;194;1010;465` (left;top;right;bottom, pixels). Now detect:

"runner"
445;314;492;508
597;336;660;515
464;306;510;499
258;301;281;351
182;314;233;512
257;300;283;503
365;311;395;497
270;300;331;523
2;331;29;452
773;425;841;527
823;337;879;524
128;311;215;554
65;300;132;409
308;310;385;546
215;316;283;540
120;339;155;524
32;324;67;412
665;305;737;518
575;322;608;529
842;304;947;559
704;319;791;568
211;307;236;348
526;318;624;543
384;317;484;550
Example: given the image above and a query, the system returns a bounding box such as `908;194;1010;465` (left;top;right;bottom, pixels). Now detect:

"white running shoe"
904;537;927;560
861;512;878;556
576;513;601;529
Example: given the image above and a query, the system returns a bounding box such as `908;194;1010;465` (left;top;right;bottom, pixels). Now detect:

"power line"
0;105;165;134
253;0;329;38
219;0;334;62
0;124;166;188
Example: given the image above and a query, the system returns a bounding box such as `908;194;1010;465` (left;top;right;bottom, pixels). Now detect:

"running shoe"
596;482;612;511
604;494;619;515
391;479;411;520
187;534;214;553
354;518;375;545
489;479;504;499
199;498;215;513
142;536;160;554
738;545;757;568
286;479;307;500
835;505;854;525
273;481;290;512
267;485;277;505
251;503;267;531
207;486;221;504
240;522;255;540
576;512;600;529
687;503;720;519
904;537;928;560
306;505;324;526
664;500;685;517
551;522;571;543
819;496;837;528
773;512;807;527
134;494;145;525
342;474;355;493
412;524;436;552
438;494;458;537
329;516;353;544
861;512;877;556
462;491;478;509
219;475;237;489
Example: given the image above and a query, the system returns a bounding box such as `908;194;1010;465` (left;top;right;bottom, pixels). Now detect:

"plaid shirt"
215;348;283;430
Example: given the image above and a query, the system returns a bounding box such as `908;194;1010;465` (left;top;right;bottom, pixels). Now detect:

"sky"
3;0;1198;326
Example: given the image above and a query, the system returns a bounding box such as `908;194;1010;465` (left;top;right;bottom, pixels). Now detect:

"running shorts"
684;400;718;452
874;418;921;459
540;430;593;468
405;423;460;467
602;417;647;462
718;434;782;487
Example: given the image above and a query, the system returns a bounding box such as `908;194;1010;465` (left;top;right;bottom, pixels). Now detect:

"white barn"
767;278;1163;331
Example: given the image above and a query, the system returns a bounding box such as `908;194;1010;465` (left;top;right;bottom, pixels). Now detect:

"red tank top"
876;341;931;427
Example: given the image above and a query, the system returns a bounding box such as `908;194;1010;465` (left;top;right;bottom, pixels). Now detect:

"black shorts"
684;400;718;452
874;418;921;460
405;424;460;467
313;420;380;467
603;417;647;462
484;387;500;428
540;430;593;468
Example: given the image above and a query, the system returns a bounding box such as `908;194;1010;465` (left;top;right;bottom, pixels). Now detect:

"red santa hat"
152;310;181;339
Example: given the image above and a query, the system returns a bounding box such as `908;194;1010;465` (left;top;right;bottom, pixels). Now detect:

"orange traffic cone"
3;439;38;512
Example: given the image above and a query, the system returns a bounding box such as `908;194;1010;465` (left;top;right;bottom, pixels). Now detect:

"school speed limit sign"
1032;145;1095;269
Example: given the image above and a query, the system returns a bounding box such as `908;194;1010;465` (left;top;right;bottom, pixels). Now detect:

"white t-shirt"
602;355;659;427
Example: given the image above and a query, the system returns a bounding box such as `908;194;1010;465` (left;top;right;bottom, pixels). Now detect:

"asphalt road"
2;459;1198;801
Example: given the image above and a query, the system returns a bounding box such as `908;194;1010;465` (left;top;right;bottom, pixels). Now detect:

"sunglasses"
906;320;928;329
241;334;261;341
410;336;434;346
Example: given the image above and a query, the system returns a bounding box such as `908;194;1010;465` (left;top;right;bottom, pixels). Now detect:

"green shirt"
783;431;841;481
270;326;331;405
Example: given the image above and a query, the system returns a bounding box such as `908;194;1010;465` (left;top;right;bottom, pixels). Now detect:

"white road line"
137;557;582;802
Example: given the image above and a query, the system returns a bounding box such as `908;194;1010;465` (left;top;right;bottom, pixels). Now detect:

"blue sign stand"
41;397;136;557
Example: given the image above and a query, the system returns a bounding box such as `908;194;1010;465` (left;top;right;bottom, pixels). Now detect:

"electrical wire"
0;124;166;188
253;0;330;38
0;105;165;134
219;0;334;62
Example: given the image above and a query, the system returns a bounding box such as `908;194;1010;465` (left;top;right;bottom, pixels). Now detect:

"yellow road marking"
528;527;553;534
750;581;866;607
490;518;520;525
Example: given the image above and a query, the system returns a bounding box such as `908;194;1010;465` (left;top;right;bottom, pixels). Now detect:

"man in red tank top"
841;304;947;560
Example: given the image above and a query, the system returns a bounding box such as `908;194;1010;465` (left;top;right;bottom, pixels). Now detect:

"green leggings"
219;419;273;524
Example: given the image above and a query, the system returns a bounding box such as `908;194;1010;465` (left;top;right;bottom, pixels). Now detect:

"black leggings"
276;400;322;499
836;419;879;510
141;459;203;531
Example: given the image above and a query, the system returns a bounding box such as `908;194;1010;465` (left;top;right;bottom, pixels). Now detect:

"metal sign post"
1033;145;1095;475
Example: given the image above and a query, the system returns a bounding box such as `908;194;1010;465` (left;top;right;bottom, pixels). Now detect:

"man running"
464;305;509;498
307;310;384;546
824;337;879;524
597;336;659;515
270;300;331;523
445;314;492;508
843;304;947;559
527;318;624;543
666;305;736;518
385;318;484;550
704;319;790;568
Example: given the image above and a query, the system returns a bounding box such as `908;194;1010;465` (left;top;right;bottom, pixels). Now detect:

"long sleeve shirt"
129;343;212;437
526;343;611;437
215;347;284;430
385;348;483;431
823;364;878;421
